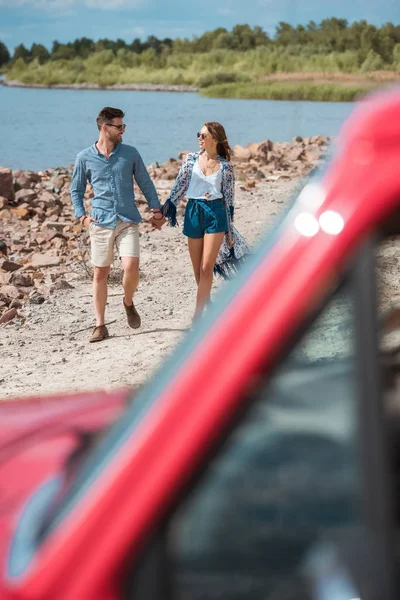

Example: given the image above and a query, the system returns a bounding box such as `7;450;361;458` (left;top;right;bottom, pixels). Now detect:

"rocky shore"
0;135;329;327
1;79;198;92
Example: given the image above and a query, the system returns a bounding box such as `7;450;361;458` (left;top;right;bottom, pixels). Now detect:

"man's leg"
89;221;114;341
117;222;141;328
93;266;111;326
120;256;140;306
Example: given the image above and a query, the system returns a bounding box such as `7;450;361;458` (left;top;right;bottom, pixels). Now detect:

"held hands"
150;208;166;230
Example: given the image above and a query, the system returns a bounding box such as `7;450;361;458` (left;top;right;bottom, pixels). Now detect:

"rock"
29;292;46;305
0;208;12;220
30;253;62;268
257;140;273;154
51;279;75;291
9;299;22;309
0;196;8;210
10;273;33;287
38;190;56;205
0;258;21;272
286;147;305;162
13;170;41;186
46;206;62;218
50;175;65;188
244;180;257;189
0;307;18;324
10;207;29;219
18;286;36;296
310;135;329;147
0;167;14;201
13;172;31;190
1;285;23;300
0;272;11;285
40;228;58;243
0;240;8;256
15;188;37;203
233;146;252;161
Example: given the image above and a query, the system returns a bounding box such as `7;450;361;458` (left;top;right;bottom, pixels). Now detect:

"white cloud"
85;0;142;9
0;0;142;9
119;26;146;38
217;7;233;16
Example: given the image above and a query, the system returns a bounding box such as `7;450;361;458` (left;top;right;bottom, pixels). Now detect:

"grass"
199;81;381;102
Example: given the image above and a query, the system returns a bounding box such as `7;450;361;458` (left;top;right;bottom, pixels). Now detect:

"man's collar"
93;141;121;156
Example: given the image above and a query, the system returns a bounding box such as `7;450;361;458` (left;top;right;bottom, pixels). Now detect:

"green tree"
13;43;31;62
360;49;385;72
51;41;75;60
144;35;162;55
213;32;234;50
0;41;10;66
72;37;95;59
319;17;348;31
30;43;50;64
360;24;378;60
393;43;400;68
375;28;395;63
230;24;267;50
129;38;143;54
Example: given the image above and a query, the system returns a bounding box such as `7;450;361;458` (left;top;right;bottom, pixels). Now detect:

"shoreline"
0;80;198;93
0;77;379;102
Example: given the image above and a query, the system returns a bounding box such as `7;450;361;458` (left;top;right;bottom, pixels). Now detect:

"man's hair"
96;107;125;130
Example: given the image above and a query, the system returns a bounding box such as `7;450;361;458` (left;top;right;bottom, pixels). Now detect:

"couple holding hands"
71;106;248;342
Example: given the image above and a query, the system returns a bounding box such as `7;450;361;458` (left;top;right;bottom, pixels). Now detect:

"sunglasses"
197;132;207;140
106;123;126;131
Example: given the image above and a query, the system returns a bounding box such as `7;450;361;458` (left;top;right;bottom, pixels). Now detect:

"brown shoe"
89;324;109;343
123;300;141;329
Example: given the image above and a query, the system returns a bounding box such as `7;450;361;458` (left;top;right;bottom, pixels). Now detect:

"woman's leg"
194;232;225;320
188;237;204;285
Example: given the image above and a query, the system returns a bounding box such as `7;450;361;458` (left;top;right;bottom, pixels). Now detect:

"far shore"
0;76;385;102
0;79;198;93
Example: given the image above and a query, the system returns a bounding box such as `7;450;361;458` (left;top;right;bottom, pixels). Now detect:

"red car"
1;87;400;600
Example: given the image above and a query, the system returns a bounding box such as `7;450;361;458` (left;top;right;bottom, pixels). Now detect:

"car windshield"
169;281;360;600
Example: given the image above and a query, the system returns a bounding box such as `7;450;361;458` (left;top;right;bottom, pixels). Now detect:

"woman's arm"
223;161;235;220
162;153;194;226
167;153;193;206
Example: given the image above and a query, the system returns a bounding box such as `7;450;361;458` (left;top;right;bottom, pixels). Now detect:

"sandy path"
0;180;298;400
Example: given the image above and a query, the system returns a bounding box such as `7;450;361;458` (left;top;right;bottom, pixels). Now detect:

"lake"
1;86;355;172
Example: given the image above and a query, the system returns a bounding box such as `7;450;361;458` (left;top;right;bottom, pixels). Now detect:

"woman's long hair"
204;121;232;161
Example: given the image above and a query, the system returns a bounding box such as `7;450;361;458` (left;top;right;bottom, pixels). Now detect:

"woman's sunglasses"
197;132;206;140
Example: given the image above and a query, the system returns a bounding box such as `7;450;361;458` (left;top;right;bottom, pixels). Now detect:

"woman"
163;121;248;320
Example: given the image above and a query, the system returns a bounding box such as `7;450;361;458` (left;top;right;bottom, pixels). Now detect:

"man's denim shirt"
70;143;161;229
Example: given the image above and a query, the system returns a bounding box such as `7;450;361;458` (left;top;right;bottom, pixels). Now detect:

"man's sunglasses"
106;123;126;131
197;132;206;140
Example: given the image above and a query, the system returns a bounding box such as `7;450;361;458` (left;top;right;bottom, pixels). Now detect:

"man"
70;106;165;343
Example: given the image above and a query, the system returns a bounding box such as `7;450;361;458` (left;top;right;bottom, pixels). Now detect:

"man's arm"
132;149;161;210
70;154;87;220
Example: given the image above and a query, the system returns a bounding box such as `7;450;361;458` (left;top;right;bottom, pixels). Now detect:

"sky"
0;0;399;54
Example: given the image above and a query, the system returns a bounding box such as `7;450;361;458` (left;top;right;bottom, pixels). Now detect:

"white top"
186;158;223;200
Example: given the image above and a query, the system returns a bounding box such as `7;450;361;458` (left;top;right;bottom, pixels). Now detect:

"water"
1;86;355;172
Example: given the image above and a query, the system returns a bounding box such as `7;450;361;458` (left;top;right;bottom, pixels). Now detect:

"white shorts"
89;219;140;267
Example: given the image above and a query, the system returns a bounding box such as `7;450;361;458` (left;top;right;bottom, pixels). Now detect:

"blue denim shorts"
183;198;228;238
